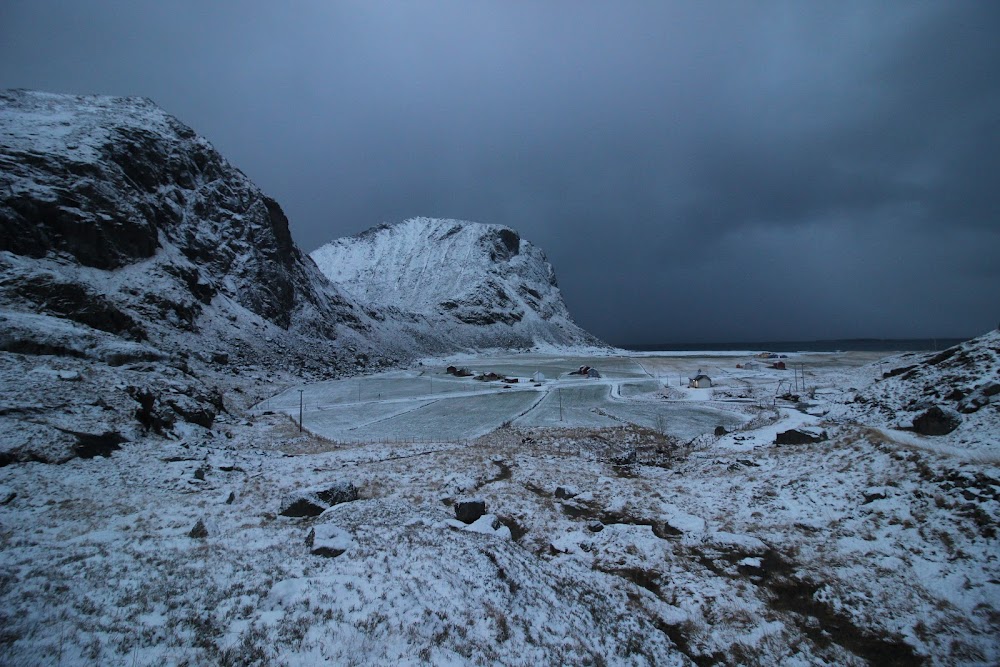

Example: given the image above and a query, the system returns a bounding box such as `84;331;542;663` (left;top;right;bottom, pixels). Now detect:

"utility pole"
559;388;563;421
298;389;304;432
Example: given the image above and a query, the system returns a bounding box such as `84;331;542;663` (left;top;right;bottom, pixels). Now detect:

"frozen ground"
262;352;793;443
1;345;998;665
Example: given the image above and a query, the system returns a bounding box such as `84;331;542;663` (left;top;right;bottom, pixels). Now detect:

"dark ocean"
620;338;971;353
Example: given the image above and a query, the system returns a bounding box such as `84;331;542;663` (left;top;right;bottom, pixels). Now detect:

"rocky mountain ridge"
312;217;602;350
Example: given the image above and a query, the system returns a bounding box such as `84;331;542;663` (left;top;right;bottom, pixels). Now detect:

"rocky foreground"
1;336;997;666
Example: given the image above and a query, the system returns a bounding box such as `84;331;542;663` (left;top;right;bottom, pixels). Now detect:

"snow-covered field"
1;344;998;665
262;352;795;443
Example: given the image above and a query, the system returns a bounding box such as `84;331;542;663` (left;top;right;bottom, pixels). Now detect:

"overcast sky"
2;1;997;344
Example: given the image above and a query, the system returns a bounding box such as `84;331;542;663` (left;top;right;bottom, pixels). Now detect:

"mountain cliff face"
0;90;395;463
0;90;385;366
311;218;603;350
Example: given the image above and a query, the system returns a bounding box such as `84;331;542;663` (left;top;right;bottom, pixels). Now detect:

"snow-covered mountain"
0;89;393;370
312;218;603;350
0;90;410;462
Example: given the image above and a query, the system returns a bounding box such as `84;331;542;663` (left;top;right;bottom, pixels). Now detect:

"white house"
532;371;546;382
689;371;712;388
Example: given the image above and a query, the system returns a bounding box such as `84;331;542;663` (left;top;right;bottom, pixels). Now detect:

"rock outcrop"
0;90;383;368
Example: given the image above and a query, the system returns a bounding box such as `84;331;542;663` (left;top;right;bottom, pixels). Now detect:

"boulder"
66;429;126;459
314;482;360;506
912;406;961;436
279;496;327;518
463;514;512;539
279;481;359;517
661;512;706;536
957;384;996;414
554;485;579;500
165;394;216;429
862;488;888;504
455;498;487;524
774;429;828;445
189;519;208;539
310;524;354;558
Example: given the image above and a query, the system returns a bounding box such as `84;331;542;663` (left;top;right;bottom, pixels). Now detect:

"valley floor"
0;350;997;665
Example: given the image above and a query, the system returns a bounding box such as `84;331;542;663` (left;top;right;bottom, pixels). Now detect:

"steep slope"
0;90;381;355
311;218;604;350
0;90;400;462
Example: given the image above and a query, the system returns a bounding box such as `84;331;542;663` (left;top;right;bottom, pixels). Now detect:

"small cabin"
689;372;712;388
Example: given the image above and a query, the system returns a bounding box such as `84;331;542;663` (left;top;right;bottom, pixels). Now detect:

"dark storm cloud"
2;1;998;343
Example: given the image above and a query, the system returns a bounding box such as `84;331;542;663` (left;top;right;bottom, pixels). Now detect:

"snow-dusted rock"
454;498;487;524
464;514;512;539
310;524;354;558
0;90;375;356
554;485;579;499
188;519;209;539
774;428;828;445
279;482;359;517
708;531;767;554
663;511;706;536
912;406;961;436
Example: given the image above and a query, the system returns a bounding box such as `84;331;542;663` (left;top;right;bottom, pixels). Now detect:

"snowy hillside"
0;90;410;463
0;90;390;361
841;329;1000;458
2;345;997;665
312;218;604;350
